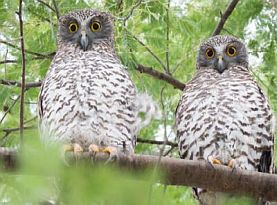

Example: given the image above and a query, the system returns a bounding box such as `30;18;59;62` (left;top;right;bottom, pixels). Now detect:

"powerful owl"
38;9;157;158
176;35;275;205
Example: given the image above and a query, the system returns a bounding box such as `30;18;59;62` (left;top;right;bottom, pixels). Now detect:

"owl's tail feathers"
134;93;161;133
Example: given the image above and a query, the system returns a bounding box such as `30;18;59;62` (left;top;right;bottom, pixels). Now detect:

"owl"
38;9;158;159
175;35;275;205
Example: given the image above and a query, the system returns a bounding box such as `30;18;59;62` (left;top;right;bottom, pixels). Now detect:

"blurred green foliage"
0;0;276;204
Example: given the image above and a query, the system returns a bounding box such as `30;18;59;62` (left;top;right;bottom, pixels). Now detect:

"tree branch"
1;150;277;201
51;0;60;19
123;0;142;25
37;0;55;12
135;64;185;90
17;0;26;145
0;79;42;88
212;0;240;36
137;137;177;147
126;30;168;72
0;39;55;58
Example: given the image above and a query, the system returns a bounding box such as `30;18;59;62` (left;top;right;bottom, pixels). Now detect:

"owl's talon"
88;144;100;155
103;146;118;164
208;155;222;165
73;143;83;155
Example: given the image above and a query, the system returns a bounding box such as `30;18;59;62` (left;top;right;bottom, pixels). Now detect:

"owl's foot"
88;144;118;164
207;155;222;167
88;144;100;156
102;146;118;164
62;143;84;165
63;143;84;154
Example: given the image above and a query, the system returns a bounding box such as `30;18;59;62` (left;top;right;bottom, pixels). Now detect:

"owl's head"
197;35;248;73
58;9;114;51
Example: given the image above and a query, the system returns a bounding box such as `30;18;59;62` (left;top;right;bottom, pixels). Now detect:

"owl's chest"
42;55;135;123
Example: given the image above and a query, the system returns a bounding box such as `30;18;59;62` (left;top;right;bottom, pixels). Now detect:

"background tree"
0;0;276;204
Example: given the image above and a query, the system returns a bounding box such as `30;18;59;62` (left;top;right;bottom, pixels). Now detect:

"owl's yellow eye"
68;22;78;33
90;21;101;32
226;46;237;57
205;48;215;59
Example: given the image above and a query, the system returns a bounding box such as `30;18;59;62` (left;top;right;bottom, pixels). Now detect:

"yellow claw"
227;159;235;168
212;158;222;165
73;143;83;154
208;156;222;165
63;144;74;152
102;146;117;154
88;144;100;153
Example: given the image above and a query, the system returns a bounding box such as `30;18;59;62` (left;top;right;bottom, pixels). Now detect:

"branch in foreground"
1;150;277;201
135;64;185;90
212;0;240;36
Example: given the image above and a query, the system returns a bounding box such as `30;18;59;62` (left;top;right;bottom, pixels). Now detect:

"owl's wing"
38;82;45;119
256;86;275;174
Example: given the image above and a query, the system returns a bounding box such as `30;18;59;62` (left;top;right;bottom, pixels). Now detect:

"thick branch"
1;150;277;201
136;64;185;90
212;0;240;36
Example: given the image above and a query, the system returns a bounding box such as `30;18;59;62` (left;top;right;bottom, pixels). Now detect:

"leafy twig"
212;0;240;36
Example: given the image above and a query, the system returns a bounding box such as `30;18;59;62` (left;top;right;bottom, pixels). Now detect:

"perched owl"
176;35;275;205
38;9;158;159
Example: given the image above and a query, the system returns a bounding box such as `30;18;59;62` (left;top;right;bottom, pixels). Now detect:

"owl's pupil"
70;25;76;32
229;48;234;54
93;23;99;30
207;50;213;57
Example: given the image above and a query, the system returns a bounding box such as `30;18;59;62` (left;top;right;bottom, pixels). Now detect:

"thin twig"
2;126;36;134
123;0;142;25
137;137;177;147
0;79;42;88
0;60;17;64
212;0;240;36
126;30;167;71
135;64;185;90
37;0;55;12
165;0;170;74
0;95;21;124
0;39;55;58
17;0;26;146
51;0;60;19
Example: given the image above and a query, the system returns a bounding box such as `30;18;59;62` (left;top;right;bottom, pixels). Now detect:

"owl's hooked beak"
215;55;226;73
79;31;89;51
